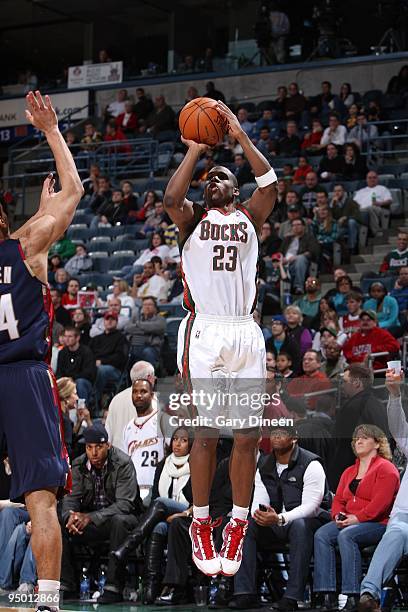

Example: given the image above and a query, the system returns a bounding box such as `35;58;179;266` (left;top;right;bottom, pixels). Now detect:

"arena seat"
91;258;111;273
240;182;257;201
67;227;91;241
96;226;124;237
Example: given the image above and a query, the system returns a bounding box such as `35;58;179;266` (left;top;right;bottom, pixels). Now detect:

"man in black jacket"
232;154;253;187
56;327;96;402
60;424;143;603
89;311;128;412
266;316;301;375
229;426;330;611
328;363;391;490
280;219;320;294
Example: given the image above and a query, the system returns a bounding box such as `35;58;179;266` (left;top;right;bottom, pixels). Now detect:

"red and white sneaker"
189;517;222;576
219;518;248;576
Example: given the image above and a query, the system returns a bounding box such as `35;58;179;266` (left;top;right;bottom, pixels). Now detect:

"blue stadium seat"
67;228;91;241
256;100;274;112
166;317;183;351
158;304;185;318
240;182;257;201
120;224;145;237
111;240;140;252
91;258;111;273
89;236;111;247
108;255;135;271
77;273;110;289
96;226;124;237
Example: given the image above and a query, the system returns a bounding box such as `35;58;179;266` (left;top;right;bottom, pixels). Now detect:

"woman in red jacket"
313;424;399;612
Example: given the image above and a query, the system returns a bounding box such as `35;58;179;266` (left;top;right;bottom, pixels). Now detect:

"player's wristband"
255;168;277;188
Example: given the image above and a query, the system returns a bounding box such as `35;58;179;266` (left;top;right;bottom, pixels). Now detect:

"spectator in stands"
343;310;400;372
98;48;112;63
322;339;346;379
339;82;354;108
320;113;347;148
346;103;360;130
0;514;35;595
56;376;78;457
278;201;306;239
143;95;175;136
89;312;128;410
284;82;306;122
134;87;154;122
253;108;281;140
56;327;96;403
142;201;167;235
299;172;326;217
229;424;329;611
354;171;392;236
134;232;170;267
340;291;363;336
347;112;379;152
317;144;346;181
125;296;166;366
276;351;294;379
236;108;253;135
265;316;301;374
281;219;320;293
332;274;354;316
89;175;112;214
65;130;77;154
48;254;63;284
105;361;157;448
312;205;338;264
177;54;195;73
91;188;128;227
314;423;399;612
106;88;128;119
343;143;368;180
330;184;362;254
312;81;345;123
379;230;408;273
387;64;408;94
134;259;170;302
107;279;135;316
274;85;288;117
49;231;76;261
64;243;92;277
312;310;347;355
204;80;225;102
260;222;281;259
72;307;91;345
52;267;70;294
191;155;215;187
363;281;400;334
255;126;274;156
167;263;183;303
195;47;214;72
80;122;102;151
292;156;313;185
104;120;131;155
310;295;336;331
301;119;323;154
390;266;408;315
287;350;332;408
284;305;313;354
115;100;138;135
294;276;322;321
231;153;253;186
358;370;408;612
60;424;142;604
274;120;301;157
90;297;129;338
50;288;71;327
62;278;80;311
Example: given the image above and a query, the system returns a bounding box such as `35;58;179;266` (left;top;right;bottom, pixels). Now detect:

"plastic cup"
387;360;402;374
194;585;208;607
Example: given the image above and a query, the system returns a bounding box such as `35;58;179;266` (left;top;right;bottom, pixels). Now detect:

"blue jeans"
338;219;360;249
289;255;310;290
360;513;408;600
0;523;36;587
75;378;93;403
151;497;188;537
0;508;29;558
94;365;121;409
314;520;386;595
129;345;160;368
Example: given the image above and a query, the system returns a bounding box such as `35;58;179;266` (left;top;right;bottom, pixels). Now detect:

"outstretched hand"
215;100;243;140
25;91;58;134
180;136;210;155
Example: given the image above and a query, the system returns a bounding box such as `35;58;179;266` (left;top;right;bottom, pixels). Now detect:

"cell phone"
259;504;268;512
337;512;347;521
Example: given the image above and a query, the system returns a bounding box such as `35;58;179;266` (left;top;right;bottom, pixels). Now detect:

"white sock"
232;504;249;521
37;579;60;610
193;505;210;520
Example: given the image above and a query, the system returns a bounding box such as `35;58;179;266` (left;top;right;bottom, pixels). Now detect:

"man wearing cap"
294;276;322;322
278;201;308;240
89;312;128;411
280;219;320;294
90;297;130;338
60;424;143;603
64;243;92;277
229;425;330;611
266;316;301;375
342;310;400;372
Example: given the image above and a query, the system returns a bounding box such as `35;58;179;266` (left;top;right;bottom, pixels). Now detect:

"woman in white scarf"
112;427;193;603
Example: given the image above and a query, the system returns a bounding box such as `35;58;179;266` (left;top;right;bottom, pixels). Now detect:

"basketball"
179;97;228;146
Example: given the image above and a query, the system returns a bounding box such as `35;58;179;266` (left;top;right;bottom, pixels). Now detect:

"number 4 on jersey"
0;293;19;340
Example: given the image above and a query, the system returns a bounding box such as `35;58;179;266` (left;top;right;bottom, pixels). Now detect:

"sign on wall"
68;61;123;89
0;90;89;128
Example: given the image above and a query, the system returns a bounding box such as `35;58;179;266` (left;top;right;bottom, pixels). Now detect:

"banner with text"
68;61;123;89
0;90;89;128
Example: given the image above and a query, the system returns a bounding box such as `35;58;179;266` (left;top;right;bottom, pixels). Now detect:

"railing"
365;118;408;165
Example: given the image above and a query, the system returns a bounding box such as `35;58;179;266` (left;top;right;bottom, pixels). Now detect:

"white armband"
255;168;277;188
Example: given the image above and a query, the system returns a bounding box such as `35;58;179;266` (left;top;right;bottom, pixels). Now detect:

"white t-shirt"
135;245;171;267
136;274;169;301
286;237;300;259
320;125;347;146
353;185;392;211
107;100;126;118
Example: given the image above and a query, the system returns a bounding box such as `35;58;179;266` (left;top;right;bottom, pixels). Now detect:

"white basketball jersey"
122;409;165;488
181;205;259;316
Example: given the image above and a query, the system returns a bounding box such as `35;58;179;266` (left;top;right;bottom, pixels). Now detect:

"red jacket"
115;112;138;132
287;370;332;409
332;455;400;524
342;327;400;370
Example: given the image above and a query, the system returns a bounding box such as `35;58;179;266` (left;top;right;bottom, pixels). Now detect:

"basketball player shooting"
0;91;83;611
163;100;277;576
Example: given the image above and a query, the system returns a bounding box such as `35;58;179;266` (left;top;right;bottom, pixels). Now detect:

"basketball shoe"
219;518;248;576
189;517;222;576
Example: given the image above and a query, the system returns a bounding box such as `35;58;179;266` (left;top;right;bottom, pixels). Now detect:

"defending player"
0;91;83;610
163;100;277;576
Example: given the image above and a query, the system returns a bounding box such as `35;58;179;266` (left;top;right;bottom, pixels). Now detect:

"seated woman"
363;281;401;336
112;426;193;604
284;305;313;356
134;231;170;267
312;206;338;270
313;424;400;612
312;310;347;358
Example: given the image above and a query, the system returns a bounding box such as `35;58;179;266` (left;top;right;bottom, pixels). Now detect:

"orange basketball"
179;97;228;146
